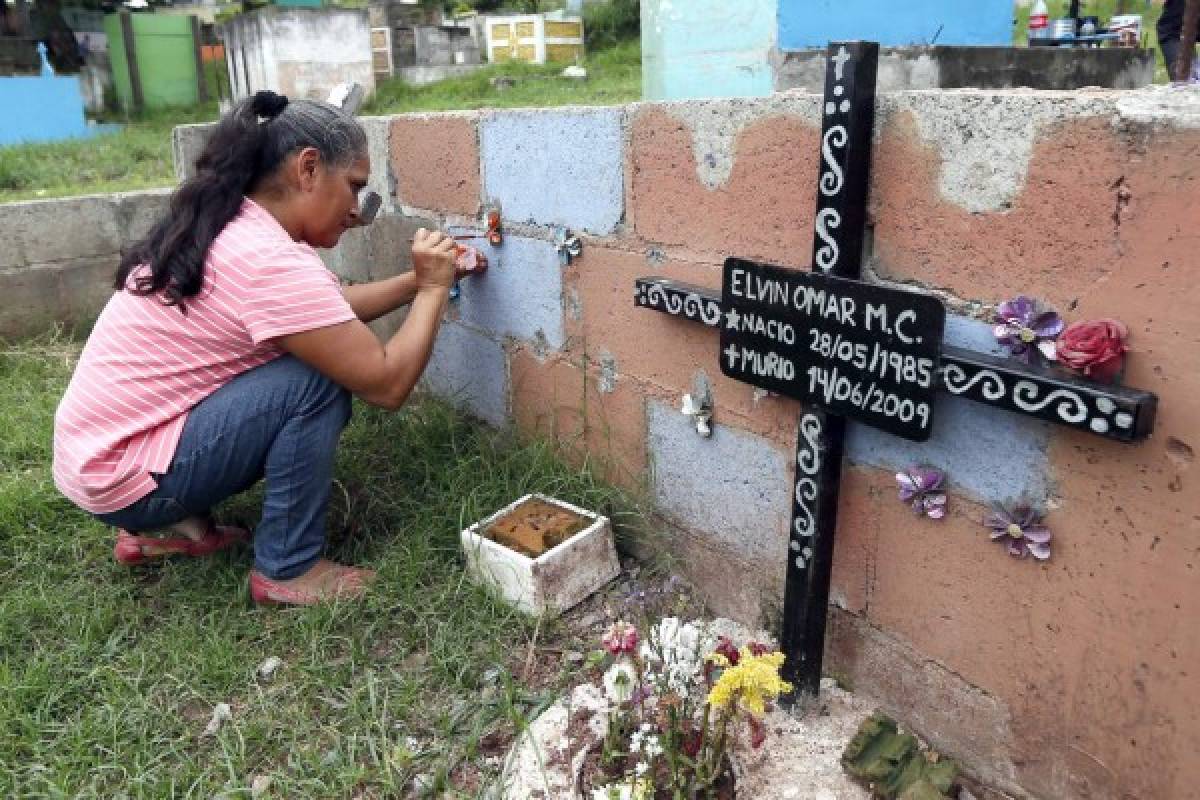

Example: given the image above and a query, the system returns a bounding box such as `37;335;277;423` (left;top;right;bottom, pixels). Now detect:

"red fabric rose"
1056;319;1129;381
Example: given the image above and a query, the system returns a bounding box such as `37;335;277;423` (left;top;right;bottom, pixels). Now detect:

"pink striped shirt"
53;198;357;514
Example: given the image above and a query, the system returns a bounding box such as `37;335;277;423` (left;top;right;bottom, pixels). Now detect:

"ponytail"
116;90;367;310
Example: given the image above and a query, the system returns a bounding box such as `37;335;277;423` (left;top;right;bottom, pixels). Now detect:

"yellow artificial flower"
706;647;792;715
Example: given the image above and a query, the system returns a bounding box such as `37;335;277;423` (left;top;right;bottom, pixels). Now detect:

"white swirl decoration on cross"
819;125;847;197
793;413;822;541
683;293;722;326
1013;381;1089;423
941;364;1006;400
646;283;681;315
814;208;841;272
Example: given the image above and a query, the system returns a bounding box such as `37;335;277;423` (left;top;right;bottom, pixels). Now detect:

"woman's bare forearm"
342;272;420;322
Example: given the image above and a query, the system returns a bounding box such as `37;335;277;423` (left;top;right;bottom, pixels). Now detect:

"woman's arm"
277;230;456;410
342;272;420;323
342;245;483;323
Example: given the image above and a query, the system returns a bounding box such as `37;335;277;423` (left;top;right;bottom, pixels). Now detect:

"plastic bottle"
1028;0;1049;42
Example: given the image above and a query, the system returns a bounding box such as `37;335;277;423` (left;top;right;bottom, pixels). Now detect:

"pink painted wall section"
380;91;1200;800
389;113;481;216
509;344;648;492
628;99;821;266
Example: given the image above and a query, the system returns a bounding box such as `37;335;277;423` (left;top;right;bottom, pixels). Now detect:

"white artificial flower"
629;729;644;753
635;761;649;777
643;735;663;758
592;782;650;800
603;658;637;705
640;618;717;696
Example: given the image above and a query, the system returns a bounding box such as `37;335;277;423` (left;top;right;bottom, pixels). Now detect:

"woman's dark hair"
116;90;367;309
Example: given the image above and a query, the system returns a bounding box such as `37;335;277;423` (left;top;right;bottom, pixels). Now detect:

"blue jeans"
95;355;352;580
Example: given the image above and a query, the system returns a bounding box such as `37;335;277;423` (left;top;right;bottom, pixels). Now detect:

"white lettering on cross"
832;45;851;81
894;309;918;344
730;268;746;298
724;343;741;369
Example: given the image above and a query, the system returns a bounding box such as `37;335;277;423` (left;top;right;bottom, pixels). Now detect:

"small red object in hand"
454;244;488;275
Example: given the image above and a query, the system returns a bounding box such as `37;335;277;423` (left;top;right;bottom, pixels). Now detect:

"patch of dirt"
575;741;736;800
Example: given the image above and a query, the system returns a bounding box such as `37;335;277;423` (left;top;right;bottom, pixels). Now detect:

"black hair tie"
251;90;289;120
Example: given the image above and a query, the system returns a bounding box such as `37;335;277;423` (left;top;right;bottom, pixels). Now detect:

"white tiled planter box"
460;493;620;616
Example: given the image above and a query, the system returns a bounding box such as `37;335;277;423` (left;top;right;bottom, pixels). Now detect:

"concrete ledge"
0;195;122;268
0;190;170;339
0;257;112;339
776;45;1156;93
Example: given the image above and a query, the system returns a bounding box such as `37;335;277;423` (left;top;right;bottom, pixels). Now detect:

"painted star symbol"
725;307;741;330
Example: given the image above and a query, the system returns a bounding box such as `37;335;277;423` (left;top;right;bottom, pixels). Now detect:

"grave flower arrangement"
992;296;1131;383
590;617;792;799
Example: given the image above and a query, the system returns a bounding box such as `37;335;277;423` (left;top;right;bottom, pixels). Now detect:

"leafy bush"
584;0;640;49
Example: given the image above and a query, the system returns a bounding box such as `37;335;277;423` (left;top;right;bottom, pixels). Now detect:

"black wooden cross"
633;42;1158;699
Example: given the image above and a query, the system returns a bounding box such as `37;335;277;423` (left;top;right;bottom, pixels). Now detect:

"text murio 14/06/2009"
720;257;947;442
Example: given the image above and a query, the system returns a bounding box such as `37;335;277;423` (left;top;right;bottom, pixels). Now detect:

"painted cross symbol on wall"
634;42;1158;700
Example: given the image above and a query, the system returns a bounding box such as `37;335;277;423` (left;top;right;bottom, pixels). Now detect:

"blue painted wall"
0;48;95;147
479;108;625;235
845;316;1053;507
642;0;1012;101
778;0;1013;49
642;0;777;101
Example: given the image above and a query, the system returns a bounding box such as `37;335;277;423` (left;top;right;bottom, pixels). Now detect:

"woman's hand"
412;228;457;291
454;245;488;281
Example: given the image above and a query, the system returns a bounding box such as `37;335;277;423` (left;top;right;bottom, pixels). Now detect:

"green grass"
0;337;644;798
364;37;641;114
0;40;640;206
0;105;220;204
1012;0;1168;82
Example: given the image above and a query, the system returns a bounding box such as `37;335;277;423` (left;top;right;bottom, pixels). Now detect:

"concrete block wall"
0;190;170;339
372;89;1200;800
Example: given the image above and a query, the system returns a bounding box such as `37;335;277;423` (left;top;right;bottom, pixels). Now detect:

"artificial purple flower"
993;296;1063;364
984;505;1051;560
896;467;947;519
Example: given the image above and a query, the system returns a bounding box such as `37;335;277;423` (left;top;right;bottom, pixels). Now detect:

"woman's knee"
277;355;352;421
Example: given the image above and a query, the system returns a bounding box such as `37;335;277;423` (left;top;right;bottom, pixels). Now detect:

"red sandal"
249;559;375;606
113;524;250;565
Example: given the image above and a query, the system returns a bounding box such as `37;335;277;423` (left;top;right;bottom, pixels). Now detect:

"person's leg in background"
1161;36;1182;81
